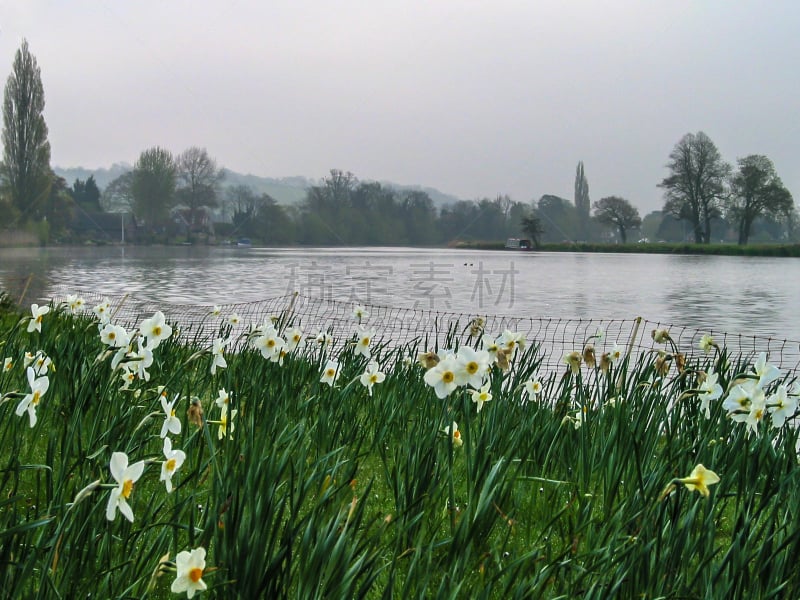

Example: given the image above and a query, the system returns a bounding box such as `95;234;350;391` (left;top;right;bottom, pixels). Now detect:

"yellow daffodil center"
370;375;378;384
361;337;370;346
35;315;43;324
326;369;335;378
108;332;116;340
122;479;134;499
171;409;176;417
453;430;461;441
293;335;301;343
152;326;162;336
442;371;454;384
166;458;177;472
267;339;276;348
189;567;203;582
466;362;478;374
4;362;12;371
32;391;41;405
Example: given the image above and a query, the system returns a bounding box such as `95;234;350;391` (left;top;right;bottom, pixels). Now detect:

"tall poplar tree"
574;161;591;241
1;39;51;222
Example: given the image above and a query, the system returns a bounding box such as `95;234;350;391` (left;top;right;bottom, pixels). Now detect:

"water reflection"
1;246;799;342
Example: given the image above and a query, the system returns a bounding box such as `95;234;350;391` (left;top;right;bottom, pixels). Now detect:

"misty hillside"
53;165;467;208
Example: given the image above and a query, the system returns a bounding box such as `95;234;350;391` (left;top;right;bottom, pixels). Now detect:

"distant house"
70;211;133;243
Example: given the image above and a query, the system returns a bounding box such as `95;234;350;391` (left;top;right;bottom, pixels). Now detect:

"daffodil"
171;546;207;598
443;422;463;447
563;351;582;375
3;357;13;373
699;334;717;354
106;451;145;522
217;405;238;440
678;464;720;498
470;383;492;412
160;394;182;438
286;326;304;351
99;322;130;348
359;361;385;396
423;355;459;399
93;298;112;324
26;303;50;333
140;311;172;349
454;347;491;389
697;371;723;419
354;326;375;359
582;344;596;369
28;350;52;376
215;387;231;409
65;293;85;313
753;352;781;388
314;331;333;348
497;329;526;355
352;304;369;322
417;350;440;370
768;384;798;428
160;437;186;493
228;312;241;326
651;328;671;344
210;337;230;375
210;305;222;317
253;328;286;362
522;378;542;404
320;359;340;387
15;367;49;427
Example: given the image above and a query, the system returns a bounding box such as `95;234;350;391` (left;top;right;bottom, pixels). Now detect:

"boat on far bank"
504;238;532;250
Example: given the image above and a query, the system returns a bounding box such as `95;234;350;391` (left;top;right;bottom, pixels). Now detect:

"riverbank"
452;240;800;257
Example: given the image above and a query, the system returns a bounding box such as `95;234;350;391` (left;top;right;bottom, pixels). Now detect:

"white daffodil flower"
359;361;385;396
160;437;186;493
15;366;49;427
27;303;50;333
171;546;207;598
106;451;145;522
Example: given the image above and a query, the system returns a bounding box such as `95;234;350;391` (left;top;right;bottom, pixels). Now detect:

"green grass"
454;240;800;257
1;297;799;598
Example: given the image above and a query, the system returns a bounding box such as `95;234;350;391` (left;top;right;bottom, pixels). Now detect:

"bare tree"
176;147;224;233
659;132;730;243
1;39;51;223
593;196;641;243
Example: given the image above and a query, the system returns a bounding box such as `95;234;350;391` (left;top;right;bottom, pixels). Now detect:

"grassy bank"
1;297;800;597
454;240;800;257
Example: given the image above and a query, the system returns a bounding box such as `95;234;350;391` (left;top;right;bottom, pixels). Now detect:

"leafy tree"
592;196;641;243
521;213;544;248
176;147;224;237
401;190;437;245
132;147;176;233
659;132;730;243
70;175;102;212
1;39;51;223
102;171;134;213
42;175;73;240
536;195;577;242
727;155;794;245
574;162;591;241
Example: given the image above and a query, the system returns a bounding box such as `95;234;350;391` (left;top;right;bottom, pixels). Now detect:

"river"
1;245;798;345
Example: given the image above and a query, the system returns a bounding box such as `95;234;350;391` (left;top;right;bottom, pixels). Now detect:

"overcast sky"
1;1;797;212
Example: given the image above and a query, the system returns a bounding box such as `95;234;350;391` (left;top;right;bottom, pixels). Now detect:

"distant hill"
53;165;467;208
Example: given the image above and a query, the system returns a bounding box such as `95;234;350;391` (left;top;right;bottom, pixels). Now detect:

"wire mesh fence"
3;274;800;377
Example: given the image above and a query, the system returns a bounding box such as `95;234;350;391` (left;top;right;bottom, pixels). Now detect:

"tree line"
1;40;796;247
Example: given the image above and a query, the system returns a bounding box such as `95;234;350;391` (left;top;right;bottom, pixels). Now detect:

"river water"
1;245;799;344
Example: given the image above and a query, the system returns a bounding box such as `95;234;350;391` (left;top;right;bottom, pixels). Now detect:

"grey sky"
2;1;798;212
